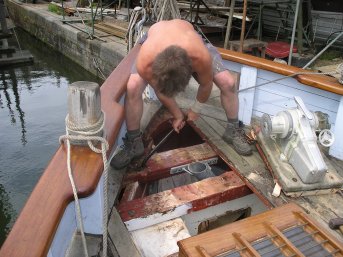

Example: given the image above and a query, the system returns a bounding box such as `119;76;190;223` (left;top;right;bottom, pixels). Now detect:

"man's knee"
126;75;146;99
215;71;237;94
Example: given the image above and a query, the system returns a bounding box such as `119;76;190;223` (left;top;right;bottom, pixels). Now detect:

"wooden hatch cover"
178;203;343;257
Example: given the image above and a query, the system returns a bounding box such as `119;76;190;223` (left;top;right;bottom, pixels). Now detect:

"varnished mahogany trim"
218;48;343;96
0;46;140;257
177;203;343;257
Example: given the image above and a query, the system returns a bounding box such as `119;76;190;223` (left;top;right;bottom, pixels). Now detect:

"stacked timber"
94;21;128;39
0;0;33;67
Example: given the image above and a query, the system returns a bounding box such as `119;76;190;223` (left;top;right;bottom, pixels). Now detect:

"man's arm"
155;91;185;133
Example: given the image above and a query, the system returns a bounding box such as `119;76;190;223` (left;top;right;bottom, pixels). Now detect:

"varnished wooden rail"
219;48;343;96
0;45;140;257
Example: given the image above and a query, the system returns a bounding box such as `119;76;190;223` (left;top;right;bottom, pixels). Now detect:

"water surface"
0;28;102;244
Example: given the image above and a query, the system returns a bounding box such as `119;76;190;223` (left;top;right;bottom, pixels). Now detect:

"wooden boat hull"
1;46;343;257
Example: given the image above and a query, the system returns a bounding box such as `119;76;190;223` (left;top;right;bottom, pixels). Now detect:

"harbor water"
0;28;102;245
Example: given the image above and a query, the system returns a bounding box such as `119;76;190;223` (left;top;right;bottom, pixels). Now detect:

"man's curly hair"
152;45;192;97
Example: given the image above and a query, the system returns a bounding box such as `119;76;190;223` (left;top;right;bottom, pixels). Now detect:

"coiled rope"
59;112;109;257
127;7;143;52
153;0;180;21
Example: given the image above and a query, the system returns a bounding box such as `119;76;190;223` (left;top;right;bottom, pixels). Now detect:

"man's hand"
187;109;199;121
172;117;185;133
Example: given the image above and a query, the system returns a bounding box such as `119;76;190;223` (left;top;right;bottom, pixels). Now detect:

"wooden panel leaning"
0;45;141;257
178;203;343;257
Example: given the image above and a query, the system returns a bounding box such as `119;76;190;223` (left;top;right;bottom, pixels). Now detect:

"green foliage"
48;3;63;15
318;50;342;61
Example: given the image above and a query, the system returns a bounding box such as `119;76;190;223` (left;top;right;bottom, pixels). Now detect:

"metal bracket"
170;157;218;175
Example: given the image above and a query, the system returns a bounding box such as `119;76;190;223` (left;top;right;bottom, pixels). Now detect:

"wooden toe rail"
0;46;140;257
219;48;343;95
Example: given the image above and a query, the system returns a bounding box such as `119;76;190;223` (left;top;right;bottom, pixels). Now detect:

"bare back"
136;19;212;85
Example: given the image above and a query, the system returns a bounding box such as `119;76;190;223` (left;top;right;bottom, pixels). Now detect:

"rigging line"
93;57;106;80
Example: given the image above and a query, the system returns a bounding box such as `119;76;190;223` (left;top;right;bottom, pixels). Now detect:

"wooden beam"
94;22;128;39
123;143;218;185
239;0;247;52
224;0;235;49
118;171;251;223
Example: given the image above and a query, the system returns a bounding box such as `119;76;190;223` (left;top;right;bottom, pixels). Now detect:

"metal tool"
140;127;175;167
329;217;343;234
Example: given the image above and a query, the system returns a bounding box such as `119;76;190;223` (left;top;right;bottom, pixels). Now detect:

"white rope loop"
59;111;109;257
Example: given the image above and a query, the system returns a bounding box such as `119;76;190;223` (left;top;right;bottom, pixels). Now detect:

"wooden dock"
0;50;33;67
0;0;33;67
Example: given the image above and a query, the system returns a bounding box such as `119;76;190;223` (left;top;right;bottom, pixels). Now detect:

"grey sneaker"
223;124;252;156
110;134;144;169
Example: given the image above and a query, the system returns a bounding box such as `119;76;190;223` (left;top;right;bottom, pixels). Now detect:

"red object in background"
266;41;298;58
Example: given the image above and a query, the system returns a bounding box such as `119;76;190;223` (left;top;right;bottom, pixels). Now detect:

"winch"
261;96;334;184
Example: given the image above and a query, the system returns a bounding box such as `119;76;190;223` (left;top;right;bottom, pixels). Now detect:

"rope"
93;57;106;80
59;112;109;257
126;7;141;52
153;0;180;21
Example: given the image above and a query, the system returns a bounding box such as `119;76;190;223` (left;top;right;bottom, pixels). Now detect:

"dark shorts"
131;32;226;75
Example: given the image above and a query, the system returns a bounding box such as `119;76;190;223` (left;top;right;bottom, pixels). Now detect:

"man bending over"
111;19;252;169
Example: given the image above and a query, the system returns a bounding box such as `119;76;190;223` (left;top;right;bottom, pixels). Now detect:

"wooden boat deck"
184;96;343;242
2;44;342;257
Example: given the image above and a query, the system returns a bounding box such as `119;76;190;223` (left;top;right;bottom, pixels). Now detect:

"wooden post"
297;0;303;54
67;81;102;143
330;96;343;160
0;0;9;54
288;0;301;65
224;0;235;49
239;0;247;52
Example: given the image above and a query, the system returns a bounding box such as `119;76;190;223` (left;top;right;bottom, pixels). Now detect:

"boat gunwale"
1;45;342;257
219;48;343;96
0;45;140;257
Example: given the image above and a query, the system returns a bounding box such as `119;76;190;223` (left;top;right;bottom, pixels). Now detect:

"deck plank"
194;111;343;240
194;116;284;207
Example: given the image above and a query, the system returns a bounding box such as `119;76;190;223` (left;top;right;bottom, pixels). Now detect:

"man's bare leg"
125;73;147;130
213;70;238;119
111;74;147;169
214;70;252;156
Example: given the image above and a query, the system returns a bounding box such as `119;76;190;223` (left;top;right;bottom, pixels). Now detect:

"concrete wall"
5;0;127;77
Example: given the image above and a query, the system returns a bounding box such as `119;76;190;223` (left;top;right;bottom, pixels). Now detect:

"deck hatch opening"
198;208;251;235
150;122;204;153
